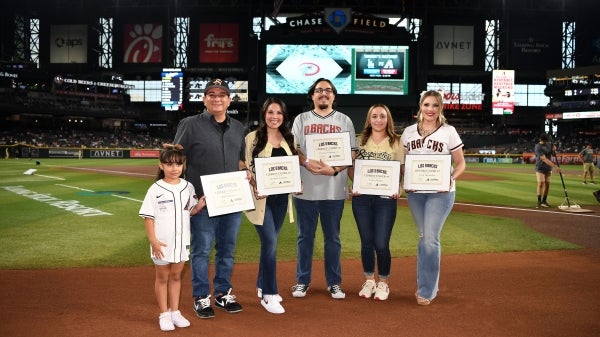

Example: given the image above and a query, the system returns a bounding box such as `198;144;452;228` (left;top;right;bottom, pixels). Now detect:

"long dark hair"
156;144;185;180
306;77;337;109
251;97;297;161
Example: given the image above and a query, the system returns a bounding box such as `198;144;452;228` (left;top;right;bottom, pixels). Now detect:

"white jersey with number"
139;179;197;263
400;123;463;192
292;109;358;200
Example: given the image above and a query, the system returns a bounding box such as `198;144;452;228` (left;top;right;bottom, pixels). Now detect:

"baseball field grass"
0;158;588;269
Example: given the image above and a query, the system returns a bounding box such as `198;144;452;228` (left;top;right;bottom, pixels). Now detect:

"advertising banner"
509;17;561;71
48;149;80;158
433;25;474;66
50;25;87;64
89;150;124;158
123;23;163;63
427;83;485;111
492;70;515;115
575;23;600;66
130;150;160;158
199;23;239;63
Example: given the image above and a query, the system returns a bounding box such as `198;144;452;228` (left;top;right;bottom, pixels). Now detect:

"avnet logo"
90;150;123;158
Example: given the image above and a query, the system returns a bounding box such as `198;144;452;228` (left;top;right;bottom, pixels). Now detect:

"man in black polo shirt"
174;78;248;318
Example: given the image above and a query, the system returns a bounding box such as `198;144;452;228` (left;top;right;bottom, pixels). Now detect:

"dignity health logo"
325;8;351;34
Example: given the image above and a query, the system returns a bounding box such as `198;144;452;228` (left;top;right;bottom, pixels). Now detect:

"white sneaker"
261;294;285;314
159;312;175;331
373;282;389;301
358;279;377;298
327;284;346;299
257;288;283;302
291;284;309;298
170;310;190;328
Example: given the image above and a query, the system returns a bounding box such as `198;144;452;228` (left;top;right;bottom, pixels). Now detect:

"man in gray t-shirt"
578;143;595;184
533;133;560;208
290;78;358;300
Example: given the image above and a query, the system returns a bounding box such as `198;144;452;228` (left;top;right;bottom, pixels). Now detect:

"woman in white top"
400;91;466;306
244;97;297;314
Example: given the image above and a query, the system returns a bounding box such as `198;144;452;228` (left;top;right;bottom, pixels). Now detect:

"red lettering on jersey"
304;124;343;134
409;138;424;150
426;139;445;152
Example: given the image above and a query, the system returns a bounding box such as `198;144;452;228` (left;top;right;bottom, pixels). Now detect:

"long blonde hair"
417;90;447;125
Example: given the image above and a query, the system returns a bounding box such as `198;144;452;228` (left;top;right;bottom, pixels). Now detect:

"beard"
317;103;330;110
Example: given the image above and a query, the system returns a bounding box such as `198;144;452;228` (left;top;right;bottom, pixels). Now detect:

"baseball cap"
204;78;230;95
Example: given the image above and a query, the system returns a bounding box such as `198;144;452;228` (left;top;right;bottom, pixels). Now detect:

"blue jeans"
351;195;397;278
254;194;289;295
190;210;242;297
406;191;455;301
294;198;344;286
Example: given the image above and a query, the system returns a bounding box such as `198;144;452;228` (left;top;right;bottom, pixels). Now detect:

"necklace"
418;123;438;137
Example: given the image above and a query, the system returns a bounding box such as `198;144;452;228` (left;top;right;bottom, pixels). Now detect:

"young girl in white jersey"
139;144;206;331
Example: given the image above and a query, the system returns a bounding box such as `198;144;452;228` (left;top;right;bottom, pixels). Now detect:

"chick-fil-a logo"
123;23;163;63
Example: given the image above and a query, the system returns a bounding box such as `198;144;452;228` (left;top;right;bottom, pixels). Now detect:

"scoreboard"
161;68;183;111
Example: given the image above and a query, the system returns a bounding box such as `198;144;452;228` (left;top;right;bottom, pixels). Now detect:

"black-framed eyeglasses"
314;88;333;94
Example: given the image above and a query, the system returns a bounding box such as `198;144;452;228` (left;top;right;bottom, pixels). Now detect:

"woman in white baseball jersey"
139;144;206;331
400;90;466;305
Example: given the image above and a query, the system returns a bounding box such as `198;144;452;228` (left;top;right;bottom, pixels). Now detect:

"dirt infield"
1;165;599;337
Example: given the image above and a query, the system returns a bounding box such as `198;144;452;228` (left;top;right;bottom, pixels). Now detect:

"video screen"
266;44;409;95
187;79;249;102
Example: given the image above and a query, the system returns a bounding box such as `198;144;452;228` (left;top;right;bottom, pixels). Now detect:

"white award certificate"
254;155;302;196
305;132;352;166
352;159;401;196
200;171;255;217
403;154;452;191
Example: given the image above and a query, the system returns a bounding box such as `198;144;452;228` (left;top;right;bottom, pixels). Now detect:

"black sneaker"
536;203;542;209
327;284;346;299
291;284;309;298
593;190;600;203
193;295;215;319
214;289;243;313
